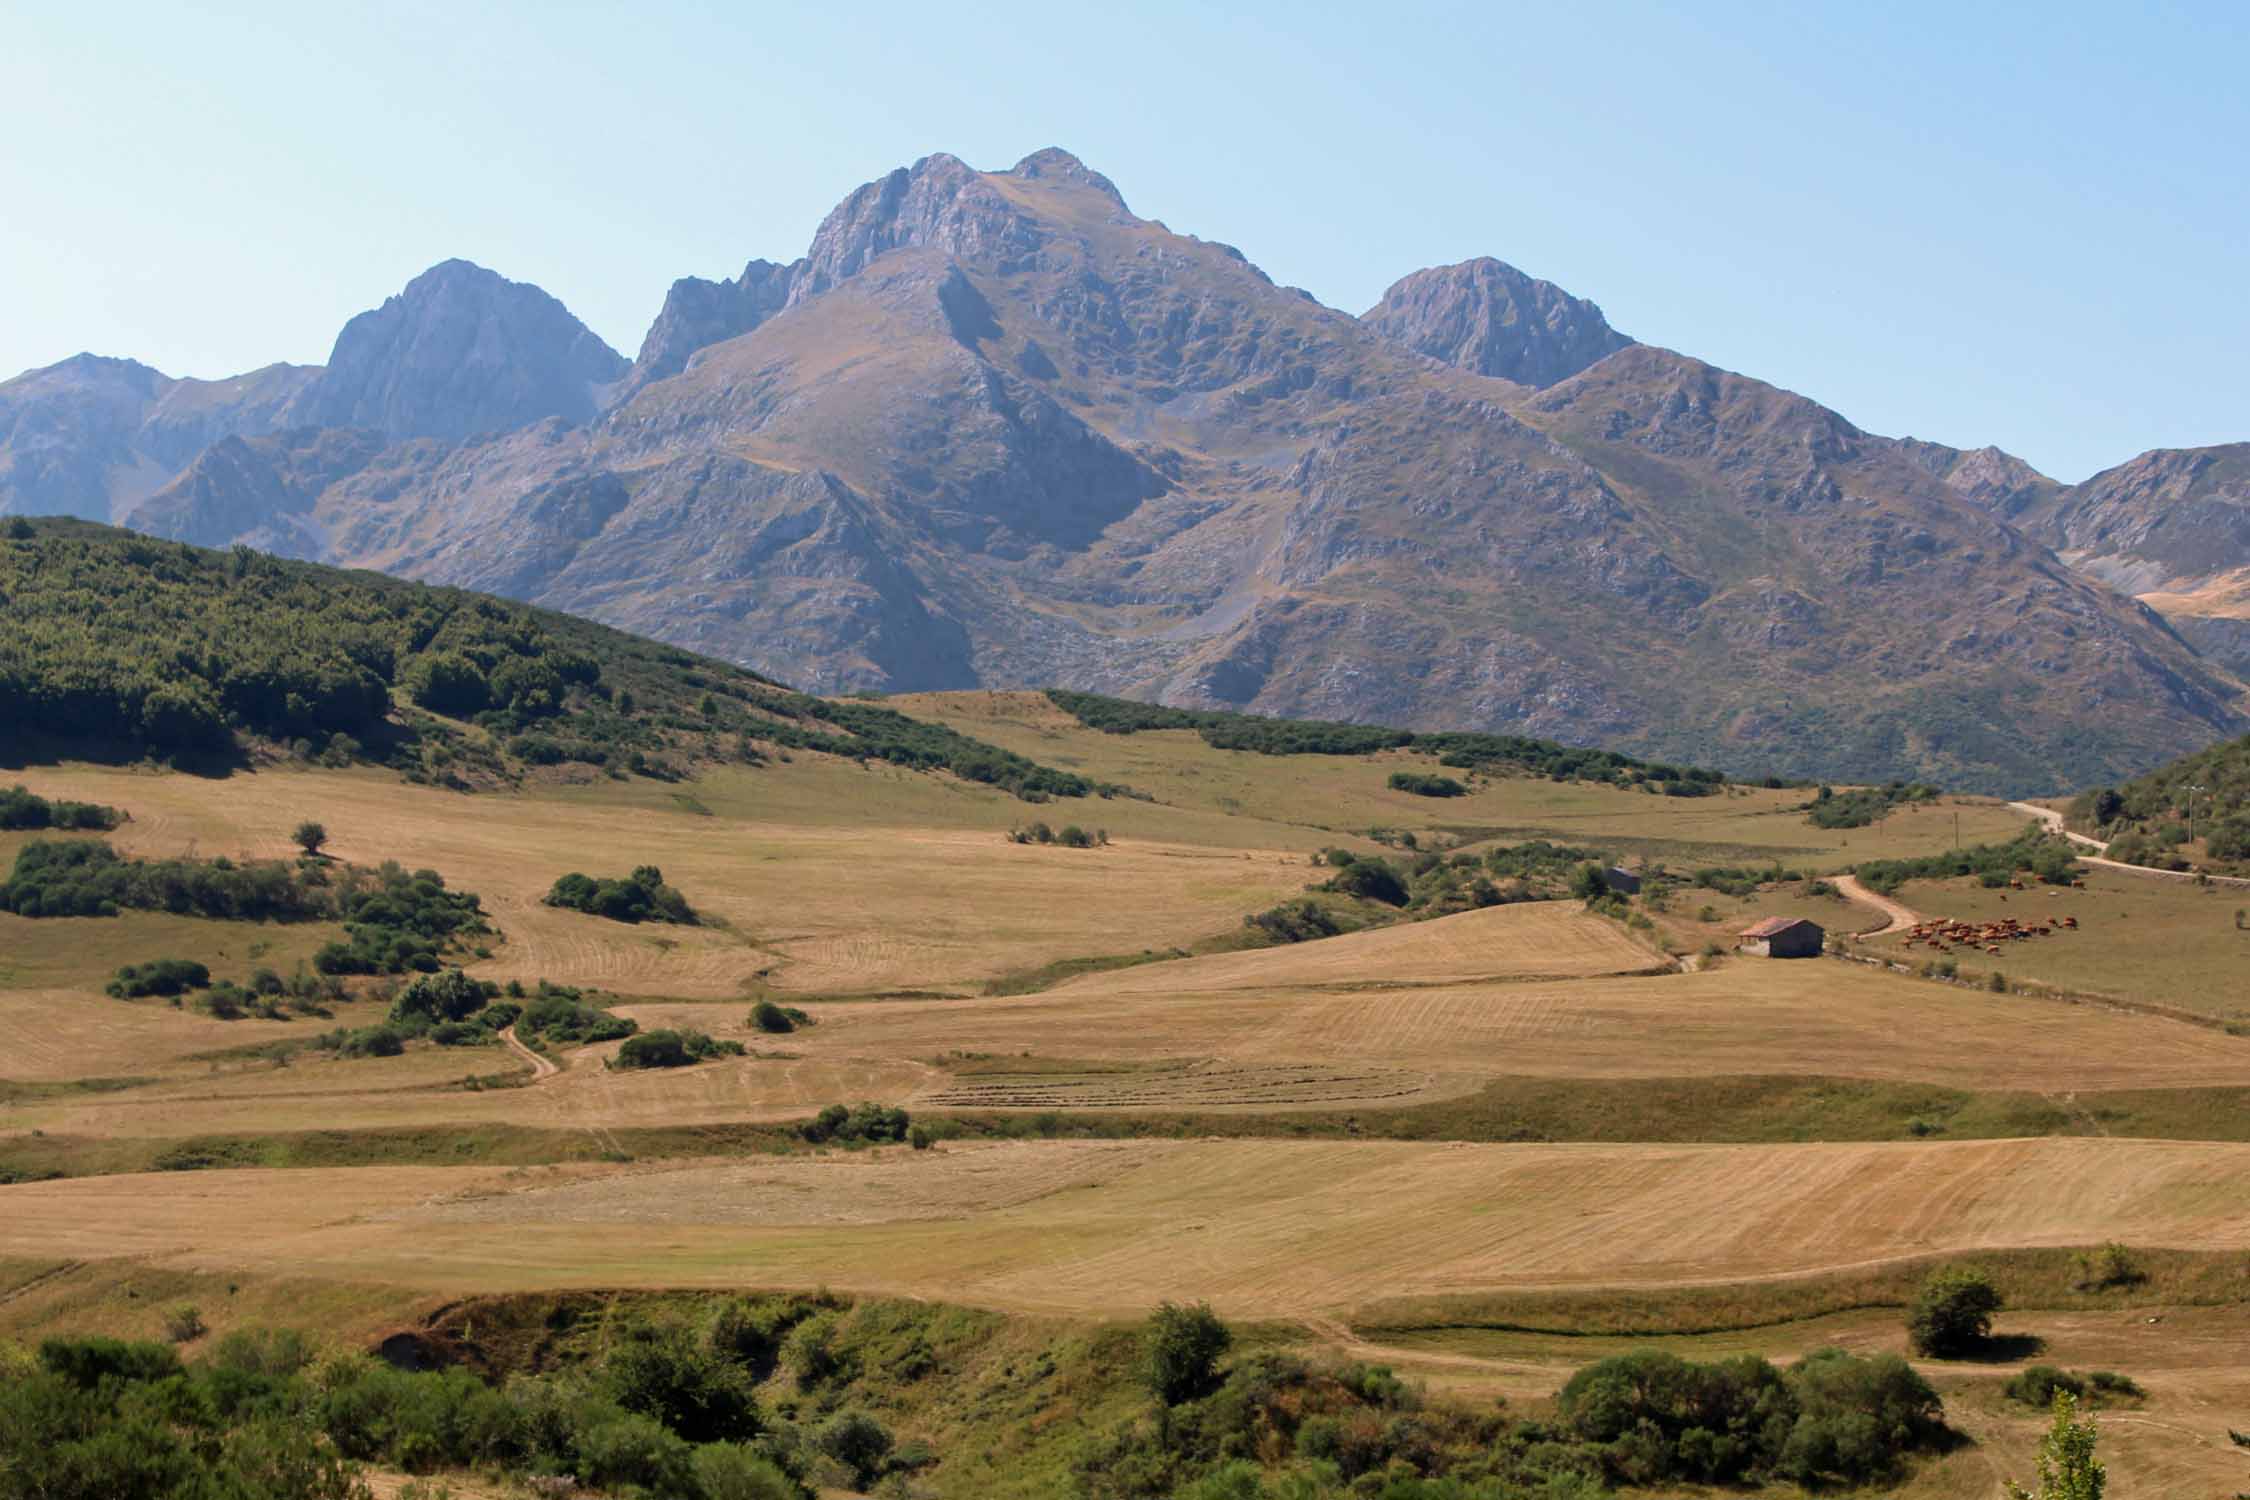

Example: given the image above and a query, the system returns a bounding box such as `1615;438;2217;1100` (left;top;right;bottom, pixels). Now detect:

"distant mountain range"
4;148;2243;792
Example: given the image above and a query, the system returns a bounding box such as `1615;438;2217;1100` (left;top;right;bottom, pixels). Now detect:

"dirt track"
499;1026;559;1081
1831;874;1922;935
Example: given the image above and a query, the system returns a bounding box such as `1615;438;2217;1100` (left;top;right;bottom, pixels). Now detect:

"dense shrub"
604;1324;764;1443
515;983;638;1045
0;784;122;831
1857;829;2081;896
1805;781;1939;828
1324;858;1408;906
0;839;327;921
1907;1264;2004;1356
1388;771;1467;797
801;1101;911;1144
1243;899;1344;944
314;863;489;975
1558;1347;1942;1486
615;1028;745;1069
546;864;698;924
750;1000;808;1034
386;968;493;1026
106;957;212;998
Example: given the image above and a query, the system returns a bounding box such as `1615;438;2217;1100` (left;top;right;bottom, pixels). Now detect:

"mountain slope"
30;149;2250;791
0;355;317;519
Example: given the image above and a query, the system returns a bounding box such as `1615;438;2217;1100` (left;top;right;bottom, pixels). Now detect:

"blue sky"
3;1;2242;481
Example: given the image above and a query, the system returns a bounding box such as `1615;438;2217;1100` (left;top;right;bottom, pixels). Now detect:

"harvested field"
1051;900;1665;994
4;1137;2248;1318
678;961;2250;1098
917;1060;1447;1111
6;763;1308;998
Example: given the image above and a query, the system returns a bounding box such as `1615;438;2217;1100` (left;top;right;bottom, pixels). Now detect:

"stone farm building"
1739;916;1824;958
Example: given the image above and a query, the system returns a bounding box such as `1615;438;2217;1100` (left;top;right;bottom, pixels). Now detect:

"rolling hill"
5;149;2245;791
0;517;1103;801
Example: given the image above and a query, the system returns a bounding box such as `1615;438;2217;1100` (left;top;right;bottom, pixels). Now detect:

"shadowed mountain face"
12;150;2246;790
1362;257;1634;387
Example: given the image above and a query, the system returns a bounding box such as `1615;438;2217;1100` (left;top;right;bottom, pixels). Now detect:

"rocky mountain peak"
790;153;1053;306
616;257;806;404
1008;147;1128;208
284;259;627;441
1361;257;1634;388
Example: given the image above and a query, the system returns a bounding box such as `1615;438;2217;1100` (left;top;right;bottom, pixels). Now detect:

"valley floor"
5;705;2247;1497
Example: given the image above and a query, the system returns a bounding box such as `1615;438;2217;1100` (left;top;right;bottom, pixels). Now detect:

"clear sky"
3;1;2242;481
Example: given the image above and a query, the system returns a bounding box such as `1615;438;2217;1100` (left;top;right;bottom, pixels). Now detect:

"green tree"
1571;862;1608;902
1142;1301;1232;1405
1907;1263;2003;1356
2005;1391;2104;1500
292;821;328;856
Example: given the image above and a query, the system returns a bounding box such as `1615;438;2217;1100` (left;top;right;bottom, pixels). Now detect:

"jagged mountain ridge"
7;148;2245;791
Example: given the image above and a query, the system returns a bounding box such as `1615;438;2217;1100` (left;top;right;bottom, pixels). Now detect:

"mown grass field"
6;702;2250;1498
1866;865;2250;1018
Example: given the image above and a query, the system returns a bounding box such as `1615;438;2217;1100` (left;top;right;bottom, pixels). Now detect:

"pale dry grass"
5;1137;2248;1319
8;762;1308;999
717;957;2250;1098
1056;899;1662;994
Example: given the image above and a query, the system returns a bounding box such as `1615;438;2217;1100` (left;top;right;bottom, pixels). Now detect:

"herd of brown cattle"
1902;908;2079;956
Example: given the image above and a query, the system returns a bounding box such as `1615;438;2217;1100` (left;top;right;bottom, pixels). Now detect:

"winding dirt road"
1830;874;1922;936
499;1026;560;1082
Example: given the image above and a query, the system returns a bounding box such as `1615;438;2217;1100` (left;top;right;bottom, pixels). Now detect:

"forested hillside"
0;518;1101;799
2071;730;2250;870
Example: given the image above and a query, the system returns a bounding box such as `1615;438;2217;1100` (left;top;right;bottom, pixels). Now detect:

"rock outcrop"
1360;257;1633;387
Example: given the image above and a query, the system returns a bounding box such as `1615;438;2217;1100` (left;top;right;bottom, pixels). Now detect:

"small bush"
2072;1241;2142;1290
1908;1264;2002;1357
2089;1370;2143;1398
165;1304;208;1343
1142;1301;1232;1405
749;1000;798;1034
816;1409;894;1488
292;821;328;856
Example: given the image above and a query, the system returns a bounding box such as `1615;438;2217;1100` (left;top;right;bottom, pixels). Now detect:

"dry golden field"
2;1136;2247;1319
8;712;2250;1499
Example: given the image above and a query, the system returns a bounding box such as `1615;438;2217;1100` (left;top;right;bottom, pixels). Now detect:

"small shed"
1601;866;1642;895
1739;915;1824;958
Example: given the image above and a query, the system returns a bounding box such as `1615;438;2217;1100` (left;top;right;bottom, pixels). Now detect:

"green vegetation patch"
0;784;122;831
1045;688;1735;791
546;864;698;925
